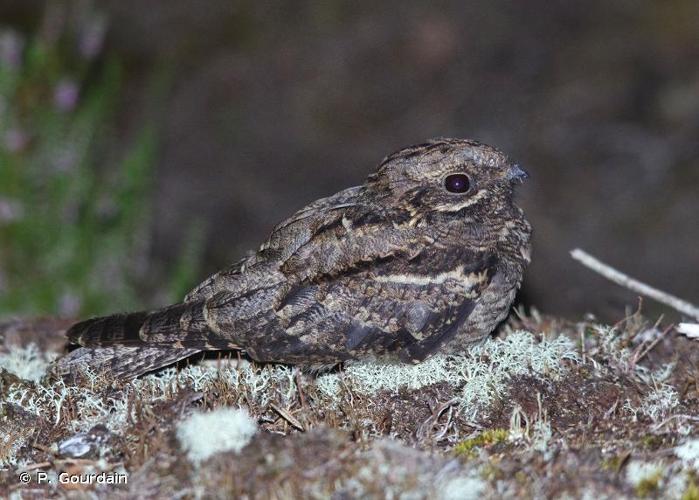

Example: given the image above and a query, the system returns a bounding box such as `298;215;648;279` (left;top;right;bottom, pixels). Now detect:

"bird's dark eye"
444;173;471;193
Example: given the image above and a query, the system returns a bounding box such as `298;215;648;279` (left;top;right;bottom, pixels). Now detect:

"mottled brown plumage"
58;138;532;379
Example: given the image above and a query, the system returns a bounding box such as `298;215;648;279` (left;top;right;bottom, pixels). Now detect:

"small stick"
651;414;699;432
416;398;458;441
31;442;53;454
570;249;699;321
295;369;307;408
18;461;52;471
270;403;305;431
636;324;673;364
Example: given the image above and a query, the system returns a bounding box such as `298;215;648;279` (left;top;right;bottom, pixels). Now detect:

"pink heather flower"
0;198;24;222
59;292;82;317
53;79;80;112
78;15;107;60
3;128;29;153
0;30;24;70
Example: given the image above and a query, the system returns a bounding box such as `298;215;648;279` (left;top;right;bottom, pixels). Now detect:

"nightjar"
59;138;532;379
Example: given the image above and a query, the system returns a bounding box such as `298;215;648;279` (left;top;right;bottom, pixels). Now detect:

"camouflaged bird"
59;138;532;379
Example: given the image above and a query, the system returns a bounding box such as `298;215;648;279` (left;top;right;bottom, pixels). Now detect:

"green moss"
635;474;662;498
514;470;529;484
683;477;699;500
639;434;665;449
454;429;509;458
601;455;625;471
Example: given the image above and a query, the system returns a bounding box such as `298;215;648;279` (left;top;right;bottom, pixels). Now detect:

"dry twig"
416;398;458;442
271;403;305;432
570;248;699;321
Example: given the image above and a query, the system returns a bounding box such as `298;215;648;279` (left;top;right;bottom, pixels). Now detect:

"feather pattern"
61;138;532;379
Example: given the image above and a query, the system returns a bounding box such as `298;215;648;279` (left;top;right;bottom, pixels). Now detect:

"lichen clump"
176;407;258;464
316;330;579;418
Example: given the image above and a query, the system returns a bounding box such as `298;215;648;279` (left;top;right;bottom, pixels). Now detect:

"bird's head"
368;138;527;217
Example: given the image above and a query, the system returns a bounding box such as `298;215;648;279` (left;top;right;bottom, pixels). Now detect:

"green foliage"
684;477;699;500
635;474;662;498
453;429;509;458
0;17;200;317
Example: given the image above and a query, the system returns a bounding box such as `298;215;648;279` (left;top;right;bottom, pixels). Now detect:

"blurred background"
0;0;697;322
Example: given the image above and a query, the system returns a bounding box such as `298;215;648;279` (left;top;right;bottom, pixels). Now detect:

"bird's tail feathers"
67;301;239;350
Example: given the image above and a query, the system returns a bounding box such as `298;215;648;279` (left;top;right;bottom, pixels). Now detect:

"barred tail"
62;301;241;379
67;301;239;350
67;311;150;346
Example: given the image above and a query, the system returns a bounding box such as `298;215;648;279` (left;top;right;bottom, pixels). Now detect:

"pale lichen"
438;474;488;500
315;330;579;419
675;439;699;470
625;460;665;496
176;407;257;465
0;343;57;382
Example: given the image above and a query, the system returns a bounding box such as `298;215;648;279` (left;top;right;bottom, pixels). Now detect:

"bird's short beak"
508;163;529;183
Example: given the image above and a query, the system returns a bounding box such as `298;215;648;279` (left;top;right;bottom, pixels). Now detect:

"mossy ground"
1;309;698;499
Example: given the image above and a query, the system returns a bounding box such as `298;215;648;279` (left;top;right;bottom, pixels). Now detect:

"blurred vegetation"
0;0;696;321
0;8;202;318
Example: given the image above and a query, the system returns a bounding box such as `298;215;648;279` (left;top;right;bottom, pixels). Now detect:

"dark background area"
1;0;698;321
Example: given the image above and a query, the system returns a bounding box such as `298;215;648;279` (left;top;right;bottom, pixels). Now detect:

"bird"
58;138;532;379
